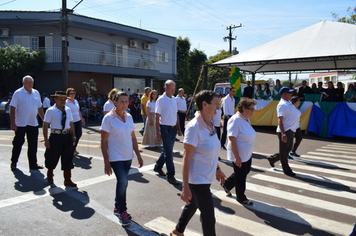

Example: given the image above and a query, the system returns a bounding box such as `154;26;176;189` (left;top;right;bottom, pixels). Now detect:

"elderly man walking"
154;80;182;185
220;87;236;150
267;87;299;177
175;88;187;135
10;75;45;170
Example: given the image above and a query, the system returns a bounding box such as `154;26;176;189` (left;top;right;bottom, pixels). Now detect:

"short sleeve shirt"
10;87;42;127
140;94;149;115
44;105;73;130
65;99;81;122
42;97;51;108
103;100;115;112
227;113;256;163
100;109;135;162
175;96;187;111
183;112;220;184
146;101;156;113
276;99;300;132
212;108;222;127
155;93;177;126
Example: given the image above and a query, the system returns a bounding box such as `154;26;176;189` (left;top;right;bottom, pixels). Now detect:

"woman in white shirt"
142;90;162;148
221;98;257;205
66;88;86;156
103;88;119;116
171;90;226;236
100;91;143;227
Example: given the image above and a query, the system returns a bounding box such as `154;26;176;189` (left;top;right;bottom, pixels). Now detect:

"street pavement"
0;122;355;236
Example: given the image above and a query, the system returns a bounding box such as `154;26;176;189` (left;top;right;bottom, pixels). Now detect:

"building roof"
214;21;356;73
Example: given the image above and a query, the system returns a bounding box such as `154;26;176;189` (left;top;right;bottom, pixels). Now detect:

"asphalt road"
0;122;355;236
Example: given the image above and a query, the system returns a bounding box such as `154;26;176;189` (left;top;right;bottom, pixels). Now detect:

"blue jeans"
73;121;82;150
110;160;132;213
155;125;177;178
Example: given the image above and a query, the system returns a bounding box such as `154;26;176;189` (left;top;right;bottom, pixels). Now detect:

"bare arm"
38;107;44;121
278;116;287;143
43;122;50;149
229;136;242;167
131;131;143;168
100;130;112;176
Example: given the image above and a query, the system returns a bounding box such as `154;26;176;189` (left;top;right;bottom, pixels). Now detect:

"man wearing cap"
267;87;299;177
139;87;151;135
154;80;182;185
10;75;44;170
43;91;77;186
175;88;187;135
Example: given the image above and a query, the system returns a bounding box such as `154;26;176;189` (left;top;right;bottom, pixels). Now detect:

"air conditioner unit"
143;43;150;50
129;40;137;48
0;28;9;38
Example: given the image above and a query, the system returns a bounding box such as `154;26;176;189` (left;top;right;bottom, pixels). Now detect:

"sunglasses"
246;107;255;111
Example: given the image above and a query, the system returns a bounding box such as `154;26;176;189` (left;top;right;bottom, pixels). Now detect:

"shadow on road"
12;169;48;194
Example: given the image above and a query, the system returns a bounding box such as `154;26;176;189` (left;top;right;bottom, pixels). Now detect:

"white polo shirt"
222;95;235;116
175;95;187;112
10;87;42;127
66;99;81;122
146;101;156;113
276;99;300;132
227;113;256;163
183;112;220;184
155;93;177;126
100;109;135;162
212;108;222;127
44;105;73;130
42;97;51;109
103;99;115;112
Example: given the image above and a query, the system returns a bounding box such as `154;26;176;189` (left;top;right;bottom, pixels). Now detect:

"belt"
160;125;176;129
178;110;186;114
51;129;70;134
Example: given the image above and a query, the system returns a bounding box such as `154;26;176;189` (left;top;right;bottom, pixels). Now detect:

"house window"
116;45;123;66
157;51;168;63
311;78;315;84
318;77;322;82
31;37;39;51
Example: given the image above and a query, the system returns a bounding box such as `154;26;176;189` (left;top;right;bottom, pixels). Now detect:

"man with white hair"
10;75;45;170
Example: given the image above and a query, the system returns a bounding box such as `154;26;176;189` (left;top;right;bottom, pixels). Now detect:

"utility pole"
223;24;242;54
61;0;69;90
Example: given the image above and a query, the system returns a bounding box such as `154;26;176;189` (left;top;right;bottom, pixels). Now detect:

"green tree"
187;49;207;94
176;37;191;91
281;80;290;87
0;42;46;95
332;6;356;24
206;50;232;90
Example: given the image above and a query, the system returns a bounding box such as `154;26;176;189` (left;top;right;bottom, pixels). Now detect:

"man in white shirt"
154;80;182;185
43;91;76;186
42;93;51;113
221;87;236;150
10;75;44;170
267;87;298;177
175;88;187;135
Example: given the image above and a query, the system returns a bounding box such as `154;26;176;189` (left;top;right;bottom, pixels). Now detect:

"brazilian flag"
230;67;242;103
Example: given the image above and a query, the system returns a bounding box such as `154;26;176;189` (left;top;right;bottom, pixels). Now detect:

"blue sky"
1;0;355;81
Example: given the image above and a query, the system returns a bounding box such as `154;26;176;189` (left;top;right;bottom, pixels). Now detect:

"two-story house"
0;11;176;95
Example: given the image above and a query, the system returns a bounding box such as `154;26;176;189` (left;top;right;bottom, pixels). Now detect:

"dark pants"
215;126;221;141
73;120;82;150
155;125;177;178
175;184;216;236
278;130;294;174
178;112;186;135
291;128;302;153
220;116;229;147
111;160;132;214
45;133;74;170
224;159;252;202
11;125;39;168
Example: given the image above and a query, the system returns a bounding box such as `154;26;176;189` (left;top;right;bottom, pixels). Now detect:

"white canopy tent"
213;21;356;73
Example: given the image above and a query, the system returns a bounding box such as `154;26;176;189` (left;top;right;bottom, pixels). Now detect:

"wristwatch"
282;134;286;137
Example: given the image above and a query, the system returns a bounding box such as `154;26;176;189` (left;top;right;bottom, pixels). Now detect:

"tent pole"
251;72;256;98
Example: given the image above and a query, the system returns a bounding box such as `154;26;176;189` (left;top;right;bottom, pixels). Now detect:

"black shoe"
175;138;180;142
139;130;144;136
239;199;253;205
30;165;44;170
220;183;232;197
221;146;227;150
153;167;166;176
10;163;17;170
167;177;180;185
267;158;275;167
218;156;221;160
285;171;296;177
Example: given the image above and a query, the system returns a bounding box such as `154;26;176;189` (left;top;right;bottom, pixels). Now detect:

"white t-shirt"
146;101;156;113
100;109;135;162
65;99;81;122
227;113;256;163
276;99;300;132
10;87;42;127
42;97;51;109
212;108;222;127
175;96;187;112
222;95;235;116
44;105;73;130
155;93;177;126
183;112;220;184
103;99;115;112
